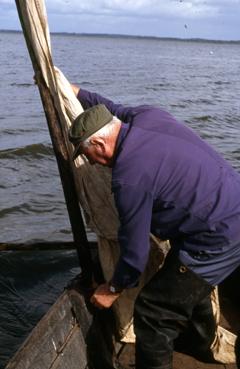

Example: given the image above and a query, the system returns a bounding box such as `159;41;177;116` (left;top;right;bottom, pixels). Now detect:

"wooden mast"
15;1;93;284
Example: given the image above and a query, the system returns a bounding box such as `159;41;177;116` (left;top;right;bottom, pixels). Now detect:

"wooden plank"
51;326;88;369
5;292;75;369
68;289;119;369
67;289;94;339
116;343;238;369
173;352;238;369
5;287;118;369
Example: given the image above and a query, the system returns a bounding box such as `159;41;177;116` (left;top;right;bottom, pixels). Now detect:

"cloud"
44;0;239;19
1;0;239;20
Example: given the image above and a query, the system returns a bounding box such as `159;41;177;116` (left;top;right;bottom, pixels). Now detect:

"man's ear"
90;137;106;152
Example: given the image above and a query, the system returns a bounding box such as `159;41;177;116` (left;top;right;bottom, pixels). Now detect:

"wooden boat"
4;242;240;369
5;288;91;369
3;259;133;369
4;279;120;369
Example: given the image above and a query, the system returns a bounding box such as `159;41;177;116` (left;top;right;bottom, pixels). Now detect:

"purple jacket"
78;89;240;288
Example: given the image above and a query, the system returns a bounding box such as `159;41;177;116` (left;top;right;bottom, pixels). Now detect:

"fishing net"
16;0;236;362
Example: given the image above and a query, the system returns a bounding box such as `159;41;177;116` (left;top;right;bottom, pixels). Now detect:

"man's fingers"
90;294;104;309
89;283;121;309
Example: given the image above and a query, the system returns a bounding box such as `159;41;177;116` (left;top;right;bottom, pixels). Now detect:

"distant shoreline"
1;29;240;44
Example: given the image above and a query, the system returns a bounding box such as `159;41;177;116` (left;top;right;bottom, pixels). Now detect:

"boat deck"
118;344;238;369
5;273;239;369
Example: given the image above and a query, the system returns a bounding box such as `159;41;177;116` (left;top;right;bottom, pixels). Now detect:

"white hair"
81;116;121;148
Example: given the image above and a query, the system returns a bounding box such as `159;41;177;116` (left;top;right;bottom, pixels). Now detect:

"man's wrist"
108;282;123;294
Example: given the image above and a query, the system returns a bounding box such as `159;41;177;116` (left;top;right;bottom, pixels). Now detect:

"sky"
1;0;240;41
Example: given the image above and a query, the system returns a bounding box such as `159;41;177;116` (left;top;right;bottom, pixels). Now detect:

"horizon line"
1;29;240;44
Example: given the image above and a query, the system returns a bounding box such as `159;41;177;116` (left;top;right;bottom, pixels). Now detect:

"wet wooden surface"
173;353;237;369
118;342;238;369
120;344;237;369
5;292;77;369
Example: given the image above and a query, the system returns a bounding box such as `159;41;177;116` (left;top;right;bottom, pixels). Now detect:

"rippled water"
0;31;239;367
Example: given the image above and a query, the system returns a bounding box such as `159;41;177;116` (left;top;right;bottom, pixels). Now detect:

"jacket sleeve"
111;182;153;289
77;88;137;123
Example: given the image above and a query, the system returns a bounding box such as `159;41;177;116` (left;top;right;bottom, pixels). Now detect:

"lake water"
0;31;239;367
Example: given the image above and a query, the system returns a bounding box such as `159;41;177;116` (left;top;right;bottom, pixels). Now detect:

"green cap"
69;104;113;160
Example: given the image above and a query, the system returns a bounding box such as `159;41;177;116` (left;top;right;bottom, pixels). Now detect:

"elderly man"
69;85;240;369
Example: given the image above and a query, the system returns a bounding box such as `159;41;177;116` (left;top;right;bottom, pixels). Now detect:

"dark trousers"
134;251;214;369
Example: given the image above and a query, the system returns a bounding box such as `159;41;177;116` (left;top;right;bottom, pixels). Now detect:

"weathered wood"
50;325;88;369
173;352;236;369
68;289;94;339
5;292;75;369
69;288;119;369
0;241;97;252
15;0;93;283
4;288;100;369
4;286;119;369
116;343;239;369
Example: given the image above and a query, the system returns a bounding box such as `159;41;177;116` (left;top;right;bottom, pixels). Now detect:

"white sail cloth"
17;0;236;362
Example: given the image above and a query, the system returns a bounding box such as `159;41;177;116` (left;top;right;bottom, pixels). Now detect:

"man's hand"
90;283;121;309
71;83;80;97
